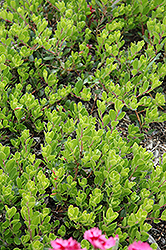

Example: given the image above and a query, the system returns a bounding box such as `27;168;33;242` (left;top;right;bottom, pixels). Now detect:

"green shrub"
0;0;166;249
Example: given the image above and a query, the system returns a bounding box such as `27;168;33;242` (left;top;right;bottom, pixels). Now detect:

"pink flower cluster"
50;237;85;250
84;227;118;250
50;227;152;250
128;241;153;250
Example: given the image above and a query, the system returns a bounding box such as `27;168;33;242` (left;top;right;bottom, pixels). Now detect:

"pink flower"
84;227;117;250
50;237;85;250
128;241;152;250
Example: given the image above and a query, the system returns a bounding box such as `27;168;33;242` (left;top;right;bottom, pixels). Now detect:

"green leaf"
6;159;17;180
43;56;55;61
132;69;138;76
106;207;118;223
78;178;87;187
143;223;152;232
32;240;43;249
81;239;90;250
58;225;66;237
75;78;83;93
5;206;17;219
13;222;22;232
115;99;124;112
109;110;116;121
14;237;21;245
31;211;41;225
161;210;166;220
132;58;139;69
43;69;48;82
0;151;6;166
160;184;166;192
67;175;73;184
117;111;125;120
128;213;137;226
38;20;48;34
103;114;110;126
21;234;30;244
68;205;79;220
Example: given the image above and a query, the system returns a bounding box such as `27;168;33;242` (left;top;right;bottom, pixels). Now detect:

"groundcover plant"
0;0;166;249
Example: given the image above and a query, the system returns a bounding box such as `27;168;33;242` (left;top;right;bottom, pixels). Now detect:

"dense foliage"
0;0;166;249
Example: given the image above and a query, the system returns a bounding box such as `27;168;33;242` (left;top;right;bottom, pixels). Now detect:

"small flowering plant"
128;241;153;250
50;228;152;250
50;237;86;250
84;228;118;250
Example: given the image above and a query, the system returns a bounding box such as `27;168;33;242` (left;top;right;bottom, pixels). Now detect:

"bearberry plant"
0;0;166;250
